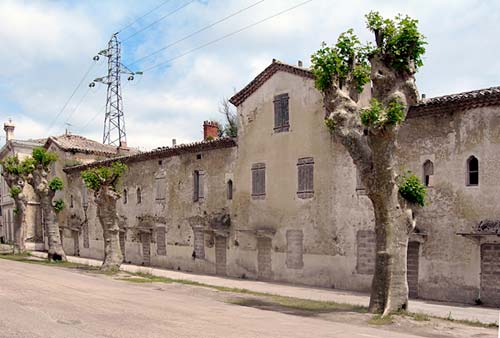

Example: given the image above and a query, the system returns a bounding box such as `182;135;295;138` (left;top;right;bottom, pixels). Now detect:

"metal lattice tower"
91;33;141;146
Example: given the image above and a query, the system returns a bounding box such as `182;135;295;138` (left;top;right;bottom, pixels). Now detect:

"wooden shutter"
274;98;281;130
297;157;313;199
281;94;289;130
193;171;199;202
198;170;205;199
252;163;266;199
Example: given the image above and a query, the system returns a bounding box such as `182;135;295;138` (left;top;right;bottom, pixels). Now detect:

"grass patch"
0;253;119;275
123;272;367;315
368;314;394;325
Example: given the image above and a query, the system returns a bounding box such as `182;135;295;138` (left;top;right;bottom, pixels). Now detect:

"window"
136;187;142;204
193;170;205;202
356;168;366;192
70;195;74;208
273;93;289;132
467;156;479;186
423;160;434;187
155;177;166;201
123;189;128;204
297;157;314;199
82;182;88;208
227;180;233;200
251;163;266;199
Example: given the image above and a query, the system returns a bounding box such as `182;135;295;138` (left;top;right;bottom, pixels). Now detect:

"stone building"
61;60;500;307
0;120;45;247
0;123;121;248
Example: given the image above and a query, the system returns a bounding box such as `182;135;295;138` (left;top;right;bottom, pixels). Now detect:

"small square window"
196;154;202;160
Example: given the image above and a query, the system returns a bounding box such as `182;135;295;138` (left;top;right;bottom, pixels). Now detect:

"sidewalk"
30;251;500;325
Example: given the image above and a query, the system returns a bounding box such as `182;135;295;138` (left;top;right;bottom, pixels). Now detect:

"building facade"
61;61;500;307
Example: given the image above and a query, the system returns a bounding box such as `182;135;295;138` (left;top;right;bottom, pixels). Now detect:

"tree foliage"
311;29;371;93
360;98;406;127
9;186;22;198
49;177;64;192
366;11;426;72
53;199;65;213
32;147;58;169
1;156;35;176
398;171;427;207
81;162;127;193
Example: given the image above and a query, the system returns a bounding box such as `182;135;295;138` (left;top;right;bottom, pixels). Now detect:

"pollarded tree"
0;156;32;252
26;147;67;261
311;12;427;315
81;162;127;271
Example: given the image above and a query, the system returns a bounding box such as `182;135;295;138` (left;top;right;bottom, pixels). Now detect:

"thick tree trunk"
40;195;66;261
95;187;123;271
322;54;419;315
12;198;27;253
29;167;66;261
2;174;28;253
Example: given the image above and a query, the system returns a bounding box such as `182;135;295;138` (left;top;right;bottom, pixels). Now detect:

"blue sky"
1;0;499;149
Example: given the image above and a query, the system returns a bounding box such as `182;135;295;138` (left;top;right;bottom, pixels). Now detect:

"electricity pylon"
90;33;142;146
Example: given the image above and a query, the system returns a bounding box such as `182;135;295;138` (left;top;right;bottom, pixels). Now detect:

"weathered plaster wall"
399;106;500;304
64;146;236;275
229;71;374;290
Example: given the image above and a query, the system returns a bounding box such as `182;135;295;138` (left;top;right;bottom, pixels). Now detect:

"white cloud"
0;0;499;150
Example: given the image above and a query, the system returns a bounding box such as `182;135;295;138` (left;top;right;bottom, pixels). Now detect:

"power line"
126;0;266;67
143;0;315;72
117;0;174;34
64;86;92;126
122;0;197;43
47;61;96;133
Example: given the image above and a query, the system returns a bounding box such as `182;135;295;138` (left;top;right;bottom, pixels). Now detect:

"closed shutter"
273;94;289;132
252;163;266;199
297;158;314;198
198;170;205;199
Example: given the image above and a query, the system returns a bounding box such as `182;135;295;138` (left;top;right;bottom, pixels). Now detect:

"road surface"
0;258;476;338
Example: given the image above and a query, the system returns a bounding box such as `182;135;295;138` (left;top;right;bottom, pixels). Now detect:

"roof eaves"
64;138;237;173
229;60;314;107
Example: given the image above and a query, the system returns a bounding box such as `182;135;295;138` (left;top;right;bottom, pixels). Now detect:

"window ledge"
251;194;266;200
297;192;314;199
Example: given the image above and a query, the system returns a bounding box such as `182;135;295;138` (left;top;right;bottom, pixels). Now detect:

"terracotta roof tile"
63;137;237;172
408;86;500;117
229;60;314;107
46;134;119;156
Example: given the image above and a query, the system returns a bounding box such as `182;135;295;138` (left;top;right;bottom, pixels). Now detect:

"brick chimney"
4;119;14;143
203;121;219;141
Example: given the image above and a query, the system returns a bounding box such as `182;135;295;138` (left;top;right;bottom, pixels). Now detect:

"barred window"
297;157;314;199
273;94;289;132
251;163;266;199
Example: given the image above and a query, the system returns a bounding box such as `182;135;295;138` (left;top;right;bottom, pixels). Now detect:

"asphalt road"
0;259;444;338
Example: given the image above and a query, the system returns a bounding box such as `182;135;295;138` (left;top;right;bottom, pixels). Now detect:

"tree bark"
2;174;28;253
95;186;123;271
323;55;418;315
28;166;66;261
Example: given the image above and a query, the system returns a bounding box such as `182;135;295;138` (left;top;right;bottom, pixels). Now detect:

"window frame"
273;93;290;133
193;170;205;202
251;163;266;200
136;187;142;204
297;157;314;199
423;160;434;187
466;156;479;186
227;179;233;200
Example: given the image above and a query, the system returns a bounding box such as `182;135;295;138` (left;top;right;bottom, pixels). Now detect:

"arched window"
136;187;142;204
467;156;479;186
423;160;434;187
123;189;128;204
227;180;233;200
